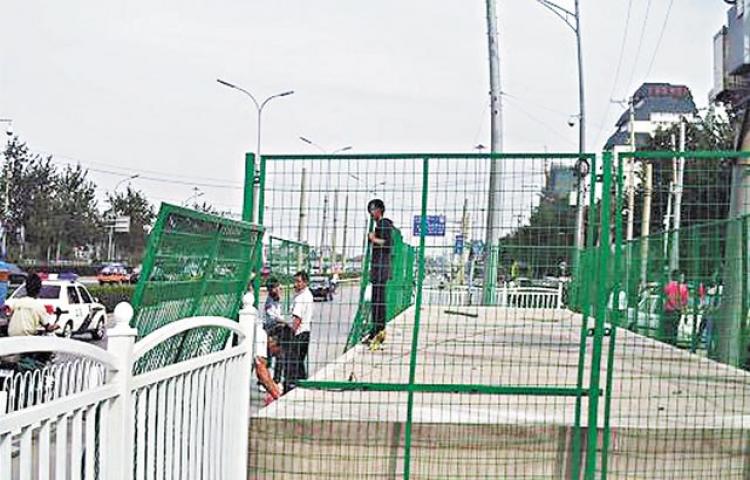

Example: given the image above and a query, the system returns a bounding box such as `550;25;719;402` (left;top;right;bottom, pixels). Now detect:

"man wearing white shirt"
247;292;283;401
286;270;314;391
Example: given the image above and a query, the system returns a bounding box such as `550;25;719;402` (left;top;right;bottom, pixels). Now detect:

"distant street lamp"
0;118;12;257
298;136;352;155
182;187;205;208
108;173;140;261
217;78;294;223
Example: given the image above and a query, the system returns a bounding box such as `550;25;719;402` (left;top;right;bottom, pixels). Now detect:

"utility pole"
457;198;470;285
669;118;686;271
320;194;329;272
639;161;653;286
297;168;307;271
482;0;505;305
342;195;349;272
716;108;750;365
331;190;339;268
627;97;636;242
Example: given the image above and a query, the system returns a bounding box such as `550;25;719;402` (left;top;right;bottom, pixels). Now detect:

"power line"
594;0;635;148
624;0;653;94
29;147;244;186
503;95;576;147
641;0;676;81
28;148;244;190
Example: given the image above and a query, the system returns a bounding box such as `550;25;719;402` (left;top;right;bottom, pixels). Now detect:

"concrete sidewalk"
249;305;750;478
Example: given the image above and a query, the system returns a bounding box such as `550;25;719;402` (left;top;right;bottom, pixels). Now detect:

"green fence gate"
245;149;750;479
249;152;617;479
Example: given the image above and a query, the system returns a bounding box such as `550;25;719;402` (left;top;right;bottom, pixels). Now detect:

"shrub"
87;284;135;313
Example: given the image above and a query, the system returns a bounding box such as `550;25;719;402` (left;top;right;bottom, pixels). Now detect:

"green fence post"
402;158;429;480
571;153;597;480
600;150;624;479
584;151;613;480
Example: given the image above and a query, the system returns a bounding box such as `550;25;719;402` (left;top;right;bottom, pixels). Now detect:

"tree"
637;109;735;236
105;186;156;263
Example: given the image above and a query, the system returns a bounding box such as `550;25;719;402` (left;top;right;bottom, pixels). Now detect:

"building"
604;82;698;154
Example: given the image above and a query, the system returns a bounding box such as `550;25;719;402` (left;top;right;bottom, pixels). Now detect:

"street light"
0;118;12;257
183;187;205;208
535;0;588;261
114;173;140;193
217;78;294;223
298;136;352;155
108;173;140;261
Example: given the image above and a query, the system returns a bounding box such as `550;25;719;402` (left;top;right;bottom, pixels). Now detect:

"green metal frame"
130;202;263;373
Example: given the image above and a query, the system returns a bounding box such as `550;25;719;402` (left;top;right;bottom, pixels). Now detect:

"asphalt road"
54;284;361;413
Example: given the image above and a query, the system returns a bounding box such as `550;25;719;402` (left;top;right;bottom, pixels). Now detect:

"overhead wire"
641;0;676;81
624;0;654;95
594;0;635;148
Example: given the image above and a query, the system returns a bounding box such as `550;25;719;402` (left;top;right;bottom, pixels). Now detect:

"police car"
5;277;108;339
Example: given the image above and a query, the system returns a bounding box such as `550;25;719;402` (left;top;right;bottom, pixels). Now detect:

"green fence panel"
344;225;416;351
130;203;263;373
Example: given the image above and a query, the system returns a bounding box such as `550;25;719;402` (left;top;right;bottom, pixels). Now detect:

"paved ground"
250;305;750;479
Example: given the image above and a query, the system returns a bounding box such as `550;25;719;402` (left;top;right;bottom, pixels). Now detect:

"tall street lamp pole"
0;119;12;257
536;0;587;267
298;136;353;271
217;79;294;223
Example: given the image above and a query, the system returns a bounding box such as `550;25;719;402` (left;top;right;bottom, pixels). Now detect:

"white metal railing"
0;298;256;480
422;284;564;309
1;358;106;414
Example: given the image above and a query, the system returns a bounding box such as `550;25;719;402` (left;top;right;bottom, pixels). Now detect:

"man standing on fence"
286;270;314;391
663;269;688;345
364;198;393;349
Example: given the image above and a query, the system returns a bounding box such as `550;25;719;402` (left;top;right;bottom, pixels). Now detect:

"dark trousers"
663;310;680;345
371;282;387;335
285;331;310;391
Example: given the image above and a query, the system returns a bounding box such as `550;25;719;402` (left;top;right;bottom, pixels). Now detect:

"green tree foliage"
1;138;102;261
637;109;734;236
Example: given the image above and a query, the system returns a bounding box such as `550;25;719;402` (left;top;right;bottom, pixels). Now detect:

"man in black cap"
365;198;394;347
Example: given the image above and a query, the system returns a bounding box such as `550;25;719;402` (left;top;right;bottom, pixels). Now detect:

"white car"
6;280;107;339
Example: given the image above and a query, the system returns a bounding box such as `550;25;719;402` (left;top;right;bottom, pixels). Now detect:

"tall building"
604;82;698;154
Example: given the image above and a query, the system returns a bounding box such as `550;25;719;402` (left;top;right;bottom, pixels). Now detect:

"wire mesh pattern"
580;151;750;479
130;203;262;373
251;153;603;479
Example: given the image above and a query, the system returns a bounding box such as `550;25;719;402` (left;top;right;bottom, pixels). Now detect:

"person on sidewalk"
663;269;688;346
285;271;314;391
364;198;394;347
263;277;286;383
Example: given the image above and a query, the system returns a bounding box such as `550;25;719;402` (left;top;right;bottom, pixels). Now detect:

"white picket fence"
422;284;564;309
0;299;256;480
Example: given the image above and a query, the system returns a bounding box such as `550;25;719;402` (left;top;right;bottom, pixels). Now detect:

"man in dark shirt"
365;198;393;346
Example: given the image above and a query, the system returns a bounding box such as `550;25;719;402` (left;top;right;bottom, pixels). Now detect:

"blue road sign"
413;215;446;237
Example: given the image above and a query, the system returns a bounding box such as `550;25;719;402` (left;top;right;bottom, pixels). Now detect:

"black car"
309;275;334;302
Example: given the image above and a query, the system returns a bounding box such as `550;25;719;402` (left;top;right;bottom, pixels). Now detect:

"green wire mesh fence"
129;203;262;373
250;153;605;479
245;150;750;479
345;225;416;351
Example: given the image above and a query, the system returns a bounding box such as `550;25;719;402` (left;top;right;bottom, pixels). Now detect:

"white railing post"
106;302;137;480
557;282;564;309
233;293;256;477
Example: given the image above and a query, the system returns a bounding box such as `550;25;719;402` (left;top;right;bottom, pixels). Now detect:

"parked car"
129;265;142;284
97;264;129;285
309;275;334;302
5;280;108;339
625;291;701;345
6;263;28;289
